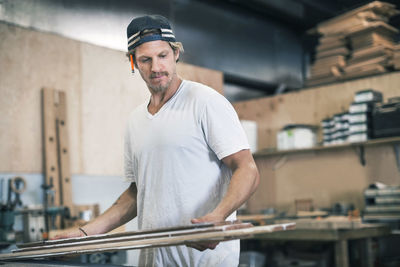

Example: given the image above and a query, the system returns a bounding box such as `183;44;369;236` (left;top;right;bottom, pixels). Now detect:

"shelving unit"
254;136;400;169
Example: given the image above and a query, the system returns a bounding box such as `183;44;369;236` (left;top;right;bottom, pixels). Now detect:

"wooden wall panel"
0;22;224;176
79;47;223;175
177;63;224;95
234;72;400;213
79;43;149;176
0;22;82;173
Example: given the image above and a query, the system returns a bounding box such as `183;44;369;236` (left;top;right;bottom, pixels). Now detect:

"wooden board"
344;55;389;71
41;88;74;229
0;222;295;260
42;88;61;209
317;47;350;58
56;91;73;215
393;45;400;70
319;35;345;45
346;21;399;37
305;74;338;87
350;44;393;62
310;55;346;78
315;1;399;36
177;63;224;95
312;55;346;68
0;22;82;174
316;42;347;53
350;31;396;50
343;63;387;79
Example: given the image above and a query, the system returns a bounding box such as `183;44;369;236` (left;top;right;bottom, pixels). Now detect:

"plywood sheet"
0;23;222;176
0;22;82;173
80;45;223;175
80;43;149;176
177;63;224;95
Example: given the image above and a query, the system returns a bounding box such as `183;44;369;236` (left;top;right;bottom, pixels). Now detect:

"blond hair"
126;41;184;65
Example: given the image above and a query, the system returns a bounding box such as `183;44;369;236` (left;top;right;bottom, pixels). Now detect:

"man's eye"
160;54;166;58
141;58;150;63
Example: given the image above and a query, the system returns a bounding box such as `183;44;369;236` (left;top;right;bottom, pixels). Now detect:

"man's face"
134;40;179;93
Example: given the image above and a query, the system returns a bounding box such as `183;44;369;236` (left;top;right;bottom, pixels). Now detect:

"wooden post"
41;88;73;229
42;89;61;207
56;91;73;213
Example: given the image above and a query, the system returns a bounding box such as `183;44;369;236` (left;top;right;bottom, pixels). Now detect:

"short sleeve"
124;125;136;182
201;92;250;160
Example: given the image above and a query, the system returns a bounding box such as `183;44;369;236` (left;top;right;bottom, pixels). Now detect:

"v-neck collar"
146;80;185;119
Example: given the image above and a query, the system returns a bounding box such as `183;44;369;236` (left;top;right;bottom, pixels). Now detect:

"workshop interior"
1;0;400;266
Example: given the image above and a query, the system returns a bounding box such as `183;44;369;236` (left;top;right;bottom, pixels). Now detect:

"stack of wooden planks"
307;1;400;87
0;221;295;261
394;44;400;69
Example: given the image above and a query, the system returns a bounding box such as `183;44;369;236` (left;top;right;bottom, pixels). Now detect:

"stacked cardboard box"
307;1;399;87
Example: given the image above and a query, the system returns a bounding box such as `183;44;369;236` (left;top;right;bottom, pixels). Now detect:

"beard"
148;71;173;93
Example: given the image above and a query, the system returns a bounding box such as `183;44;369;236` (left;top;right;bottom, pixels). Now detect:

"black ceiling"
199;0;400;32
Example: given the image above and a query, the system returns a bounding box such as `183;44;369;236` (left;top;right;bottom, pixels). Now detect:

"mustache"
150;72;168;78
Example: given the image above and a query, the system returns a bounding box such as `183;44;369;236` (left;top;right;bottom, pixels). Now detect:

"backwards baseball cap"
127;15;176;52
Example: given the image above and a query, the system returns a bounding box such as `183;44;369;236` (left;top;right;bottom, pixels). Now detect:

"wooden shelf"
253;136;400;158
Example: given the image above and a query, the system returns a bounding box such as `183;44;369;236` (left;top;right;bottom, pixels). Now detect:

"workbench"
255;223;391;267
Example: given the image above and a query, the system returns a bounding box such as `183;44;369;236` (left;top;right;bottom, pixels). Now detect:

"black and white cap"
127;15;176;52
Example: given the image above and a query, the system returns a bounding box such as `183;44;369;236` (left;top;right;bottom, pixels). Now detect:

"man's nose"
151;58;161;72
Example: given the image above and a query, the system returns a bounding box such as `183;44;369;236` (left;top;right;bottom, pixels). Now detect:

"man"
56;15;259;266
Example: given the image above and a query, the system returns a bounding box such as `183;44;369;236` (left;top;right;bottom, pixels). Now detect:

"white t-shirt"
124;80;250;267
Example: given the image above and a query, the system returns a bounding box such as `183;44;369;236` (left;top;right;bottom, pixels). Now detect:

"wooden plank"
42;88;74;229
312;55;346;68
237;214;275;223
350;44;393;63
177;62;224;95
310;56;346;77
343;63;387;80
19;221;224;249
42;88;61;208
0;223;295;260
393;46;400;70
316;1;399;35
350;32;396;50
17;222;254;253
344;55;389;72
316;42;347;53
319;35;345;45
306;75;338;87
317;47;350;58
346;21;399;36
56;91;73;216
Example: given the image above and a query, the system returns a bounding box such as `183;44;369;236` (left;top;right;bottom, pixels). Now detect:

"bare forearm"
213;163;259;220
189;158;259;251
82;183;138;235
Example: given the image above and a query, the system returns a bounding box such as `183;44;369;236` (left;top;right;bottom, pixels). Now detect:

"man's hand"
52;228;85;240
188;213;224;251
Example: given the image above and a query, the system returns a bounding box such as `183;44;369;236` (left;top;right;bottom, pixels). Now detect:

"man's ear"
174;49;180;62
